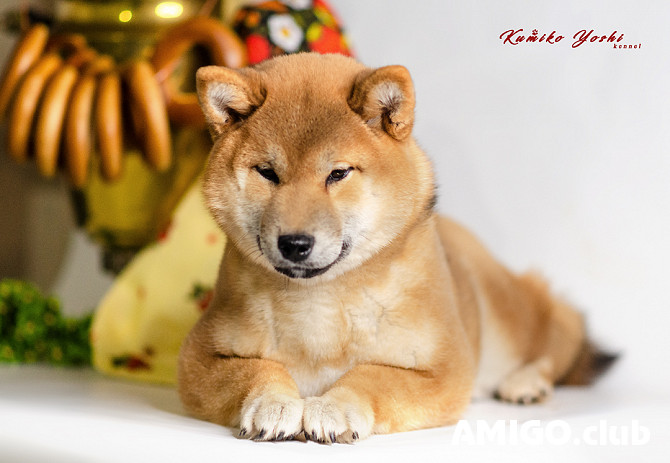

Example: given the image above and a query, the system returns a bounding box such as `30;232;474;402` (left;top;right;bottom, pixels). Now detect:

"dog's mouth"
273;240;351;279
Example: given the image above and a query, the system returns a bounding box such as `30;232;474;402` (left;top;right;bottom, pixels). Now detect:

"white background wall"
1;1;669;388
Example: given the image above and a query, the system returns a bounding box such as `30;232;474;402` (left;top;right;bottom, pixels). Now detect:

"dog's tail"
558;339;619;386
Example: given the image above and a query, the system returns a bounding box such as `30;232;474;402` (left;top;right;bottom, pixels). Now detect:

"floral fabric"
91;179;225;384
233;0;353;64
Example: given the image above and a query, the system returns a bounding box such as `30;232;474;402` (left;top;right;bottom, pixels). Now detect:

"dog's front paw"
303;392;373;444
239;392;304;441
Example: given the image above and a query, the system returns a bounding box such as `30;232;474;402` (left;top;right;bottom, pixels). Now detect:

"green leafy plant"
0;279;92;366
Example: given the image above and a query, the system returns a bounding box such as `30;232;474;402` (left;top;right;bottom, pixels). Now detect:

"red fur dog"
178;53;615;443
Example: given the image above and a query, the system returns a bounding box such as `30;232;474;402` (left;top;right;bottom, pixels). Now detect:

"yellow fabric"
91;179;225;384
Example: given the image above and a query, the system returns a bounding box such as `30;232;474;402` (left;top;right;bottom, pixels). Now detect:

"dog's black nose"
277;234;314;262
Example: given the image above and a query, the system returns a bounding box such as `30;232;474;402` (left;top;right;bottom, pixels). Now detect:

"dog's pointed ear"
348;65;415;141
196;66;265;140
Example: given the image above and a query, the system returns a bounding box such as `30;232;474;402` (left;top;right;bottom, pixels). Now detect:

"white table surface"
1;363;668;463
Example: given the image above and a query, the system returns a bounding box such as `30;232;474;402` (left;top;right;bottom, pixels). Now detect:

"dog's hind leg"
494;357;554;404
492;273;617;404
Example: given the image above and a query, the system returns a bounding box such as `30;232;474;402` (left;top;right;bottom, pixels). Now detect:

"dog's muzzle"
273;240;351;279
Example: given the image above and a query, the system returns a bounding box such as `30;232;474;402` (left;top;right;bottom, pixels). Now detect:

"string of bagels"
0;14;246;188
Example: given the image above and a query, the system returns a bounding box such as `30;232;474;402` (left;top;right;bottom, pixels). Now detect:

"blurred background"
0;0;668;386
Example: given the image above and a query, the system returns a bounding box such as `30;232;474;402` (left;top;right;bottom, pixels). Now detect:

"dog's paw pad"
495;365;553;405
303;395;372;444
239;392;304;441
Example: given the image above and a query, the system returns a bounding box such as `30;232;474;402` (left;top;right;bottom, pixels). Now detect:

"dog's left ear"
348;65;415;141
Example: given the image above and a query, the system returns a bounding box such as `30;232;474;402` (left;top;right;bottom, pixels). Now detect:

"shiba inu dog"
178;53;615;443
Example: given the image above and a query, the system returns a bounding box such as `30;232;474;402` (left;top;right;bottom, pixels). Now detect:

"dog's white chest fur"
272;289;345;353
265;289;350;397
264;284;436;398
287;364;350;397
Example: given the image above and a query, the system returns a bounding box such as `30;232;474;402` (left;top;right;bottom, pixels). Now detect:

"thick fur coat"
178;53;615;443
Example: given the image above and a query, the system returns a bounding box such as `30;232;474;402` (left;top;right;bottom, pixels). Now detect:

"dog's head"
198;53;435;281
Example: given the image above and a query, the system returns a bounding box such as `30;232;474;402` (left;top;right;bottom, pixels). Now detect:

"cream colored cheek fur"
329;182;392;275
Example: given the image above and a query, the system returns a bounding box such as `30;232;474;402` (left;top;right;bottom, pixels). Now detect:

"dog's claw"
239;428;248;437
276;431;285;441
257;429;267;440
352;431;359;441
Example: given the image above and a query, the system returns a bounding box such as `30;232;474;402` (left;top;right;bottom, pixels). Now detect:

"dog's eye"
254;166;280;184
326;167;353;186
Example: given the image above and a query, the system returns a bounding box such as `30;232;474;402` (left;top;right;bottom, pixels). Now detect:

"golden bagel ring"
65;74;97;187
34;64;79;177
7;53;63;162
123;60;172;171
151;16;247;127
65;55;116;187
0;24;49;121
94;70;124;182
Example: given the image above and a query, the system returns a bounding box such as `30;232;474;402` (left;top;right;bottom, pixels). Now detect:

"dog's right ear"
196;66;265;140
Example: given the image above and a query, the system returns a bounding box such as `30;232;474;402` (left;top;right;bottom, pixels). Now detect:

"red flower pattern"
246;34;272;65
